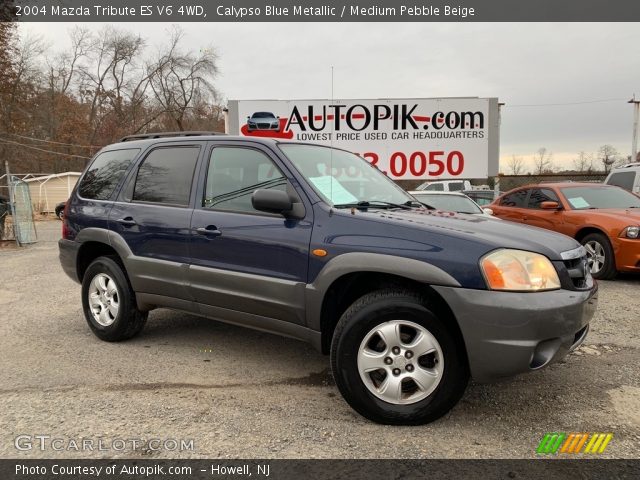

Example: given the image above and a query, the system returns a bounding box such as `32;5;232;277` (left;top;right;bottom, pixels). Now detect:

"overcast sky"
23;22;640;171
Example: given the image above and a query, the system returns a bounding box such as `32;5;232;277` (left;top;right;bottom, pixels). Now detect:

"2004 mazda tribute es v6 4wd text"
58;133;597;425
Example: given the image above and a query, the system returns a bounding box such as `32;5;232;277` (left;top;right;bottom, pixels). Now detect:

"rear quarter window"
500;189;528;207
606;171;636;191
78;149;140;200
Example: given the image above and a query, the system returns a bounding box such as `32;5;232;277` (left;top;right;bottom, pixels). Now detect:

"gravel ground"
0;220;639;459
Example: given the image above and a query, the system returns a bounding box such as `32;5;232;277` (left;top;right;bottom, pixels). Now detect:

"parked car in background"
246;112;280;131
462;189;502;206
491;183;640;279
55;201;66;220
0;195;9;239
604;163;640;194
414;179;472;192
409;191;497;219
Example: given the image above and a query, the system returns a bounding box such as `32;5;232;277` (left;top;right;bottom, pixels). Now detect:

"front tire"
330;289;469;425
81;256;147;341
581;232;617;280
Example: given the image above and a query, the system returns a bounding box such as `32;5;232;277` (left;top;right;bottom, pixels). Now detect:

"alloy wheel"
584;240;605;274
357;320;444;405
88;273;120;326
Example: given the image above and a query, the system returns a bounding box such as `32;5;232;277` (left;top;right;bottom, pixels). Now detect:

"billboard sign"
227;97;500;179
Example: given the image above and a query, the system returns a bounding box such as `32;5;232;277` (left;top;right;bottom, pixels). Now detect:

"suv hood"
344;208;580;261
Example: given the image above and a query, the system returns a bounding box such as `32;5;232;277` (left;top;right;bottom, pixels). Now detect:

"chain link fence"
398;173;607;195
495;173;607;192
0;177;38;245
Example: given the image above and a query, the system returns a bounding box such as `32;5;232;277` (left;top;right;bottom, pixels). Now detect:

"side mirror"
540;201;561;210
483;207;494;215
251;189;293;215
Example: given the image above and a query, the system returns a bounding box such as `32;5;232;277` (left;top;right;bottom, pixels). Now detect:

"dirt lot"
0;220;639;459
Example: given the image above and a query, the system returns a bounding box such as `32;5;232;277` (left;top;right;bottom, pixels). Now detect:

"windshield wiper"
333;200;412;210
404;200;434;209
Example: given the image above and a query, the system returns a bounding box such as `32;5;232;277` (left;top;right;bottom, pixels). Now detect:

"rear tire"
81;256;147;341
330;289;469;425
581;232;617;280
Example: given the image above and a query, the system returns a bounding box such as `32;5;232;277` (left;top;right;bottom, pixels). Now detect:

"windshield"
279;144;415;207
560;186;640;210
252;112;274;118
412;193;483;214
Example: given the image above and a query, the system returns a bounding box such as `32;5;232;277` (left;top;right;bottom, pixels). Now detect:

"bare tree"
572;151;594;173
78;27;146;143
148;27;219;131
1;24;225;177
48;27;92;95
598;144;619;173
532;147;554;174
506;155;525;175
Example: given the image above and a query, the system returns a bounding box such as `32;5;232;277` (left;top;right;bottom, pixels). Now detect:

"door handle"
116;217;137;227
522;215;528;221
196;226;222;237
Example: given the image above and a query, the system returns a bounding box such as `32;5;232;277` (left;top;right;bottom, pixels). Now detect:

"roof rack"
119;131;226;142
617;162;640;169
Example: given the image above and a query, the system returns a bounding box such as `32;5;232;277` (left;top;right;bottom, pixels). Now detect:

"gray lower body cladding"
433;285;598;382
59;238;81;282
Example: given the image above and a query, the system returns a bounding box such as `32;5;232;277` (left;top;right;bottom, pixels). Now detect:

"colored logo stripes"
536;433;613;454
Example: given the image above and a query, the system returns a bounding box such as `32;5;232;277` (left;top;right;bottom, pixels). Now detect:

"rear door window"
133;146;200;206
606;171;635;191
500;189;529;208
78;149;139;200
448;182;464;191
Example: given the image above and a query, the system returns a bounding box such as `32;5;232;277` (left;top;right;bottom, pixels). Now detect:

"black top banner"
2;0;640;22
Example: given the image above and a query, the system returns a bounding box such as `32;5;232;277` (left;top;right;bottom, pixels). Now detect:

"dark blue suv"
59;132;597;424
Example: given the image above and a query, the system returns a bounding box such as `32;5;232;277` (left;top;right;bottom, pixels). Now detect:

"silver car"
247;112;280;131
409;190;499;218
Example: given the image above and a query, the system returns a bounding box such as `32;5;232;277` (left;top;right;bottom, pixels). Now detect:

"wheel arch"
575;226;609;243
75;228;133;282
305;253;464;356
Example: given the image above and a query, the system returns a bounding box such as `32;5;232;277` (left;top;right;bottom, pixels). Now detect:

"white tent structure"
25;172;81;213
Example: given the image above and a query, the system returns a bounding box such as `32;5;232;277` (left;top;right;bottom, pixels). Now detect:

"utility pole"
630;95;640;163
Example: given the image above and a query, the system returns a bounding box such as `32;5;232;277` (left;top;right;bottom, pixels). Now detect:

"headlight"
623;226;640;238
480;249;561;291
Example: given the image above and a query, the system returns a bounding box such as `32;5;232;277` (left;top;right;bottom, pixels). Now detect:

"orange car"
490;182;640;279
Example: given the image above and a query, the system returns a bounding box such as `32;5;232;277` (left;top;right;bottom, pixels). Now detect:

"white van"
604;163;640;194
414;179;472;192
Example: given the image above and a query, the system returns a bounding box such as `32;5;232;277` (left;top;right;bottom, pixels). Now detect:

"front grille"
563;256;590;289
257;123;271;129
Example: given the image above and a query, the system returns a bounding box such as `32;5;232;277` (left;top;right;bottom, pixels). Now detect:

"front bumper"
247;122;280;131
433;285;598;382
614;238;640;272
